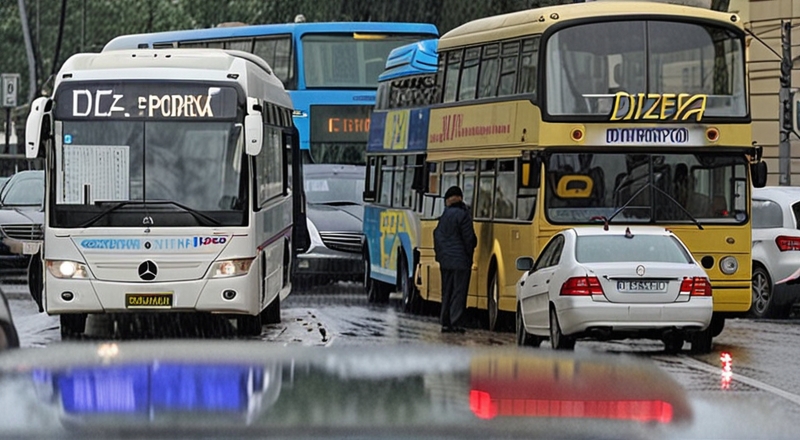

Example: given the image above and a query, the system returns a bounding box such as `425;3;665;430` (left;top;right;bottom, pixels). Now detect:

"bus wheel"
60;314;87;339
261;294;281;325
488;271;500;331
399;255;419;314
237;314;263;337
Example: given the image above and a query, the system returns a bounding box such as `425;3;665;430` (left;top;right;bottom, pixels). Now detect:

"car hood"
306;203;363;232
0;342;794;439
0;207;43;225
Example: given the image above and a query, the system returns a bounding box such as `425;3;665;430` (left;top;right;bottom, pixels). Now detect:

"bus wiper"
605;182;703;230
79;200;222;228
311;201;361;207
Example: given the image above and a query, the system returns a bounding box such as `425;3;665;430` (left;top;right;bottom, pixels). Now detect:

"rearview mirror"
244;113;263;156
25;97;51;159
751;161;767;188
516;256;534;272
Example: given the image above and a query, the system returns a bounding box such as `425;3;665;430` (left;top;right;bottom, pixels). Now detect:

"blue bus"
362;39;438;311
103;22;438;165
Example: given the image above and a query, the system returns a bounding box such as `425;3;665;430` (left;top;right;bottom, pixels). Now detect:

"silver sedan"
515;226;713;353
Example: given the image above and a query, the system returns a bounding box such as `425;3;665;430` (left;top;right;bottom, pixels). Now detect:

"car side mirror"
516;256;534;272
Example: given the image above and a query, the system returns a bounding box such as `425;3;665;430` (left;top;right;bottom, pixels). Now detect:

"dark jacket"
433;201;477;270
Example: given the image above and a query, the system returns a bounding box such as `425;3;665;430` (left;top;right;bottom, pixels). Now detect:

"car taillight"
775;236;800;252
560;276;603;296
680;277;712;296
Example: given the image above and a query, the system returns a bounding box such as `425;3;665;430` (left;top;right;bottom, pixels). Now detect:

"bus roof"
56;49;293;108
438;1;743;50
378;39;438;82
103;22;439;52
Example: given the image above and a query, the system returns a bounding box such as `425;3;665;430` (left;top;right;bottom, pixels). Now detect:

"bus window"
253;36;293;87
380;157;393;205
459;47;481;101
462;165;477;210
393;156;407;207
443;50;462;103
476;160;496;219
499;41;520;97
518;37;539;96
494;160;515;219
403;156;416;209
478;44;500;99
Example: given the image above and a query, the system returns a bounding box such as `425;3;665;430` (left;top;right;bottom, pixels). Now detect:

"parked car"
0;289;19;350
515;226;713;353
750;186;800;318
0;170;44;269
293;164;365;289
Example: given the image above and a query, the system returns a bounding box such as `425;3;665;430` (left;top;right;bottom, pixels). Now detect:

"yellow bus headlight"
719;256;738;275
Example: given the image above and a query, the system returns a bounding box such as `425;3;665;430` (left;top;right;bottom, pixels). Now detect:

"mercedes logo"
636;265;645;277
138;260;158;281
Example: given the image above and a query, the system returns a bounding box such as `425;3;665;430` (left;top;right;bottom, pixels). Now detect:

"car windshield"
575;234;692;264
1;174;43;206
304;173;364;204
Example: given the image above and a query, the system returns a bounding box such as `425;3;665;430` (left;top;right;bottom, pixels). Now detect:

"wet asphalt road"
5;274;800;432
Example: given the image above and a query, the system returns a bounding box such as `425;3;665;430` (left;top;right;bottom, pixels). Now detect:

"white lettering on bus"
72;89;125;117
605;128;690;144
142;94;213;118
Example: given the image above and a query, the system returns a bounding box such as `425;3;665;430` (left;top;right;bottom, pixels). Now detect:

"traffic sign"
2;74;20;108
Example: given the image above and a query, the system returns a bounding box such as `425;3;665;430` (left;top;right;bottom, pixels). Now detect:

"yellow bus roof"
439;1;743;50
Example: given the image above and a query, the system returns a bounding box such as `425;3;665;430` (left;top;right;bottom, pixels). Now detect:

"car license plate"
616;280;668;293
22;241;40;255
125;293;173;309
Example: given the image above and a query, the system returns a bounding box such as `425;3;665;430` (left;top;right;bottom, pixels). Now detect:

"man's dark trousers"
440;268;471;327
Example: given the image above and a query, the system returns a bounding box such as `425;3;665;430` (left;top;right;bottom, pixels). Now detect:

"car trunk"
581;262;695;304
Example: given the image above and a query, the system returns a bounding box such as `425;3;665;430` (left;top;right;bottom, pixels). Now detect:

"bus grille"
1;224;43;241
320;232;363;254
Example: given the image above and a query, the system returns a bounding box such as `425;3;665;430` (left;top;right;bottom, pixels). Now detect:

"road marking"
668;355;800;406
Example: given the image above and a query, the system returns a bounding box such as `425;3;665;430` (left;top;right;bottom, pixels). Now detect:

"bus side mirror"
25;97;51;159
751;161;768;188
244;113;263;156
519;153;541;189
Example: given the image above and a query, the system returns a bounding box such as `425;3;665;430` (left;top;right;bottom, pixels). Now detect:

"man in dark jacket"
434;186;477;333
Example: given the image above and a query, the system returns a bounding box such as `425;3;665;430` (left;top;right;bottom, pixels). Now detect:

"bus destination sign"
54;83;239;120
310;105;372;143
609;92;707;122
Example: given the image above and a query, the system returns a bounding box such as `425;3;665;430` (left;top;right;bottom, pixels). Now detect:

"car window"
752;199;783;229
792;202;800;229
534;234;564;271
575;235;692;264
304;175;364;204
1;176;44;206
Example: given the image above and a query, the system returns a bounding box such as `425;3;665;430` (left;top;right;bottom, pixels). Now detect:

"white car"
751;186;800;318
515;226;713;353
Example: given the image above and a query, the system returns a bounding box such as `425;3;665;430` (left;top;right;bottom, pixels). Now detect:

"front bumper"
554;296;713;336
293;246;363;282
44;267;262;315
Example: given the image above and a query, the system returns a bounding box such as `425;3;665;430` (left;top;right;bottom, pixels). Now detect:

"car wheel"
516;302;540;347
237;314;263;337
60;314;87;339
749;266;776;319
662;334;684;354
261;294;281;325
399;255;420;314
488;271;500;331
690;327;713;354
549;307;575;350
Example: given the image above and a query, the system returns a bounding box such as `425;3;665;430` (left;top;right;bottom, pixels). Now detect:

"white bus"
25;49;304;337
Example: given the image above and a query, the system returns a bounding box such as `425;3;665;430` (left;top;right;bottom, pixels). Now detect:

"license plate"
125;293;173;309
22;241;40;255
616;280;668;293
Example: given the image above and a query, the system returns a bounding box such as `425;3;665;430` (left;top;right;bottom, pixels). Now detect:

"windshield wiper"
605;182;703;230
79;200;222;228
310;201;361;207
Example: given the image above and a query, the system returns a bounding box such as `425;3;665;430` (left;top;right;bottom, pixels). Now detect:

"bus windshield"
52;120;245;228
545;20;746;118
302;33;432;88
544;152;748;225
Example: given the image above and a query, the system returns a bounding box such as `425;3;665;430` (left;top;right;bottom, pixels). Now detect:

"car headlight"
719;256;738;275
211;258;254;278
46;260;90;279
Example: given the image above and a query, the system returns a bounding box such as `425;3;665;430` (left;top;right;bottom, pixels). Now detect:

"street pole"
780;20;792;186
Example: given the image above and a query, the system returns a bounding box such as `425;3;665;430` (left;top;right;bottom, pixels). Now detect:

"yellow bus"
412;2;767;343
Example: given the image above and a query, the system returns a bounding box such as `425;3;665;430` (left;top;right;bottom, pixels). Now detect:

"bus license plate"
616;280;667;293
126;293;173;309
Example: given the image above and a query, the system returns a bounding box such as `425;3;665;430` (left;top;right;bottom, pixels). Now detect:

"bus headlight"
47;260;90;279
212;258;254;278
719;256;738;275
